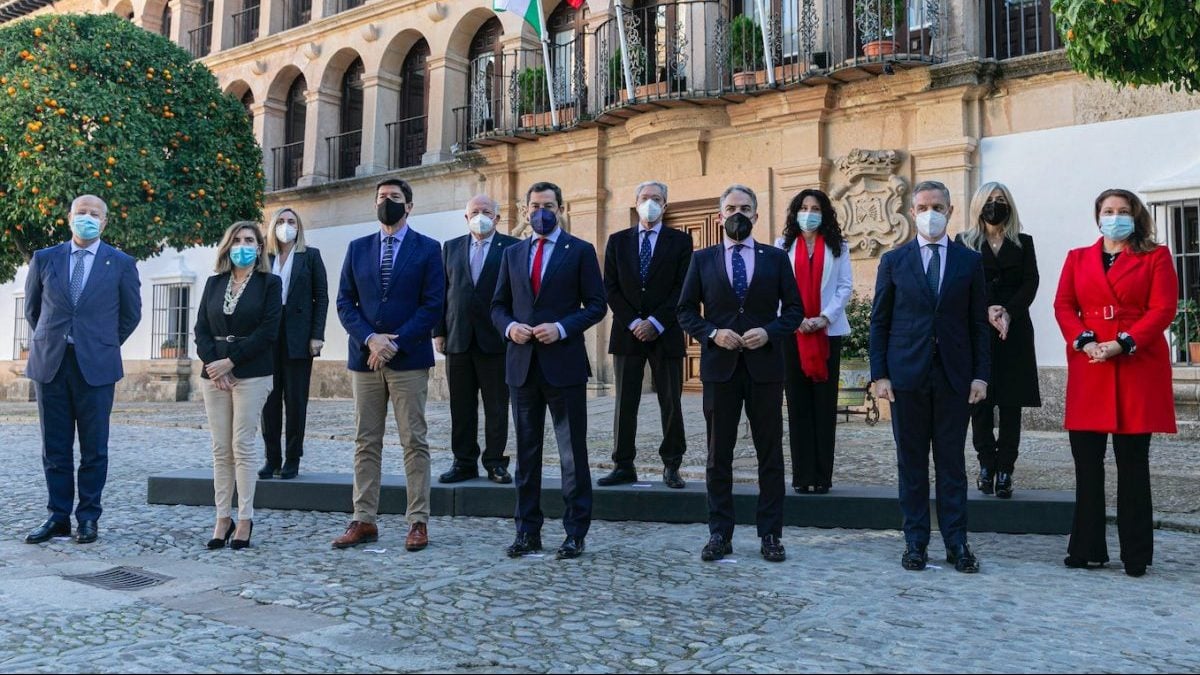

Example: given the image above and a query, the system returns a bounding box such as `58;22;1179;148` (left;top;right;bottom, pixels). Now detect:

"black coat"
195;271;283;379
677;242;805;383
269;247;329;360
604;225;693;357
956;232;1042;407
434;232;519;355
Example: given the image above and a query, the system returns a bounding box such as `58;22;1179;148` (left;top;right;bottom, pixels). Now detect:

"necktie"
639;230;653;282
470;240;485;285
531;237;546;296
381;235;396;291
732;244;748;303
70;250;88;305
926;243;941;299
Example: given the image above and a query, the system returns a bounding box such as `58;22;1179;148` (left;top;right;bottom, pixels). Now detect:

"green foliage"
728;14;765;73
607;46;647;95
0;13;264;282
517;66;547;116
1052;0;1200;93
854;0;907;44
1172;298;1200;346
840;291;872;360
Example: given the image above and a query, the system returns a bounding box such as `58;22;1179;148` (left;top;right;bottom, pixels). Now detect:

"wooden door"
664;200;724;391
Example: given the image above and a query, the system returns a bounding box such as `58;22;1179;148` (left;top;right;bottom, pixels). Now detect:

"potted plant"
1171;298;1200;364
160;337;183;360
17;340;29;360
838;292;873;409
854;0;907;58
609;45;663;103
728;14;765;87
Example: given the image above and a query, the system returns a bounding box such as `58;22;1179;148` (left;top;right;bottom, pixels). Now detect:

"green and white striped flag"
493;0;545;39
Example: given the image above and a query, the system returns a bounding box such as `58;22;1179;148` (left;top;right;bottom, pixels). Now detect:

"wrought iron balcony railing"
187;23;213;58
271;142;304;191
984;0;1063;61
231;4;260;48
386;115;427;170
326;130;363;181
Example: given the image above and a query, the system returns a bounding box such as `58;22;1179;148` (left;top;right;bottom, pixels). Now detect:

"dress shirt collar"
380;224;409;243
71;238;102;255
639;222;663;236
471;232;496;247
919;233;951;250
533;226;562;245
724;236;756;250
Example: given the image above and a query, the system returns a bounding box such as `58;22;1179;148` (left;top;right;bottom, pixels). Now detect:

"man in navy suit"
492;181;606;560
678;185;804;563
870;180;991;573
333;178;445;553
24;194;142;544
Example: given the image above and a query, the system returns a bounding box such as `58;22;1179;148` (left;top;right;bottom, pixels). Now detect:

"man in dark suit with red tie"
678;184;804;563
492;182;607;560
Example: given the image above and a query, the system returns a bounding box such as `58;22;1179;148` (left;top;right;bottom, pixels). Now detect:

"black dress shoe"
1124;564;1147;577
75;520;99;544
25;519;71;544
663;466;686;489
597;466;638;486
793;485;812;494
994;471;1013;499
279;459;300;480
439;465;480;484
701;533;733;562
556;536;585;560
977;464;995;495
947;543;980;573
506;532;542;558
258;463;280;480
902;543;928;571
760;535;786;562
813;484;830;495
486;466;513;484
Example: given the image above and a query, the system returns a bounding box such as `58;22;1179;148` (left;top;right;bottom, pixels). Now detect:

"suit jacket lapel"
52;242;72;301
713;244;739;304
1105;245;1146;300
535;231;571;301
514;237;535;300
744;244;771;298
904;240;934;305
642;227;671;283
288;250;304;291
75;244;113;306
482;236;506;283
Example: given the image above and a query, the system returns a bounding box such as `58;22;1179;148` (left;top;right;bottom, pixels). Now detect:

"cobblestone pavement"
0;401;1199;672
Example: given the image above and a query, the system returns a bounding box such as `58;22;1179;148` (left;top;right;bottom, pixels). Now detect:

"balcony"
453;0;944;149
326;130;362;181
271;142;304;190
387;115;427;170
984;0;1063;61
187;23;213;58
329;0;363;16
283;0;310;30
231;4;260;48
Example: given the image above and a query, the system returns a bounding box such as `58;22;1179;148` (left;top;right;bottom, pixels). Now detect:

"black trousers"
447;345;510;470
890;358;970;548
261;321;314;466
511;356;592;538
782;335;842;489
703;357;785;539
1067;431;1153;566
971;404;1021;472
611;349;686;469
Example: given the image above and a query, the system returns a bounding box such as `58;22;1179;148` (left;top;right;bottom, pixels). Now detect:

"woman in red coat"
1053;188;1178;577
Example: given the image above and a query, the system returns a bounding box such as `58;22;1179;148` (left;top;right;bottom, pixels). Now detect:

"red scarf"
794;235;829;382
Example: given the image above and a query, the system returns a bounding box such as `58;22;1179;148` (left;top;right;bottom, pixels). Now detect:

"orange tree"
1053;0;1200;93
0;13;262;281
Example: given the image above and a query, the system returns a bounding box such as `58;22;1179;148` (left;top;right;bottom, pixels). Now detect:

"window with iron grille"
1155;198;1200;365
12;295;28;360
151;283;192;359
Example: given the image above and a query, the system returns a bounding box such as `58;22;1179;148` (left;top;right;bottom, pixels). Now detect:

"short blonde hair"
265;206;307;255
213;221;271;274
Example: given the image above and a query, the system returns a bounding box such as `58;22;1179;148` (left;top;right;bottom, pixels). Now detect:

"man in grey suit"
434;195;519;484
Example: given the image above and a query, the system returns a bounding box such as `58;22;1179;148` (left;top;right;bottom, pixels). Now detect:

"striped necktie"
381;235;396;291
70;250;88;305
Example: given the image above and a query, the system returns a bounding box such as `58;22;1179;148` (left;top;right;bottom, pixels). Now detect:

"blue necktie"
381;236;396;291
70;250;88;305
639;230;653;282
732;244;748;303
926;243;941;299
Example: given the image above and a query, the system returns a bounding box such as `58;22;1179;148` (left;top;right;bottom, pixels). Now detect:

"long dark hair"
1093;188;1157;254
783;189;845;257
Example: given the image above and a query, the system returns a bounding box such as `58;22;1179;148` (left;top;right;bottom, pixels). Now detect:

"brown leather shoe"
405;522;428;552
332;520;378;549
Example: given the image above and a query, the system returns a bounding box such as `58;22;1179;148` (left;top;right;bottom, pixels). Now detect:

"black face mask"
980;201;1010;226
724;213;754;242
378;199;407;227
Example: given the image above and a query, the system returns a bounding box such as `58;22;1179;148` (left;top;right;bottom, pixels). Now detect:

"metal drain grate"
63;566;173;591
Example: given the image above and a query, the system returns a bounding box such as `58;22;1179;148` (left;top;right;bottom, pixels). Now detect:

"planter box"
753;63;807;85
619;81;672;103
862;40;899;58
519;105;577;129
18;349;29;360
160;347;182;359
1190;342;1200;364
837;358;871;408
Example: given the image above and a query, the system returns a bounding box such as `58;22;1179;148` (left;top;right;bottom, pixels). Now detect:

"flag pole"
536;0;560;126
754;0;776;85
613;0;637;101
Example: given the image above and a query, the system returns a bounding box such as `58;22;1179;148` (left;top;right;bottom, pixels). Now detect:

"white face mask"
275;224;297;244
637;200;664;224
468;214;495;236
915;210;948;240
796;211;822;232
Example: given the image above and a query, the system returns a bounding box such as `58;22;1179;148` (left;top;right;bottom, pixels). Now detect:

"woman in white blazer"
775;189;853;494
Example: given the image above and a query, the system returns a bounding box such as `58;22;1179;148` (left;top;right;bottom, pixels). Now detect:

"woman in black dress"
956;182;1041;498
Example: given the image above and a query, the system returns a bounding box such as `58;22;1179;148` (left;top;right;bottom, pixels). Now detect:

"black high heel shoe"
230;521;254;550
207;520;235;549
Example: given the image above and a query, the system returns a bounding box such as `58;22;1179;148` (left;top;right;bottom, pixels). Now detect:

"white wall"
979;109;1200;366
0;209;466;362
